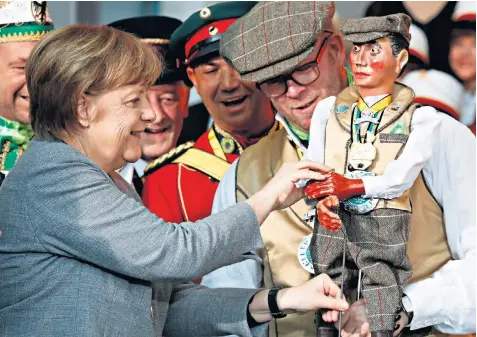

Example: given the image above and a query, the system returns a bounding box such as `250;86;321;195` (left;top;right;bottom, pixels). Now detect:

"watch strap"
268;288;287;319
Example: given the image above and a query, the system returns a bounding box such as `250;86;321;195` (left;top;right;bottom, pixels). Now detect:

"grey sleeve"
163;283;268;337
27;161;263;283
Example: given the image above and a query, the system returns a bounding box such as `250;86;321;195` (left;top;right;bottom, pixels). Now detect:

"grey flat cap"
220;1;335;83
341;13;412;44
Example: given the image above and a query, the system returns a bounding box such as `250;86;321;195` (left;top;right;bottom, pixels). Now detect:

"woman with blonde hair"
0;25;349;337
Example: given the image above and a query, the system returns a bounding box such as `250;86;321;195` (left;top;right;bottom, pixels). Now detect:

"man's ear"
186;66;197;88
396;49;409;76
327;33;346;68
179;83;190;119
77;94;91;129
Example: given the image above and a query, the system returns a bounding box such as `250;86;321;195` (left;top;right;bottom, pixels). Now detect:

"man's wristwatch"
402;295;414;326
268;288;287;319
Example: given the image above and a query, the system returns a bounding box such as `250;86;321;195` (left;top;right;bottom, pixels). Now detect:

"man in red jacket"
142;1;277;224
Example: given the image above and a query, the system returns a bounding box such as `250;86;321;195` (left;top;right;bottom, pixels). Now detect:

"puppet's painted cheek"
370;60;385;70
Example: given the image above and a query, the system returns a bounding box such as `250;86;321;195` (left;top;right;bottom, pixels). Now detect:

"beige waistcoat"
236;115;452;336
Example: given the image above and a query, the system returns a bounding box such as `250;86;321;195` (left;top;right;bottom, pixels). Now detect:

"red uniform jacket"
142;129;239;223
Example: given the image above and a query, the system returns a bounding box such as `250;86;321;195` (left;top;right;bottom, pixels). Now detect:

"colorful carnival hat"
402;69;464;120
409;24;429;66
108;16;185;85
0;1;54;43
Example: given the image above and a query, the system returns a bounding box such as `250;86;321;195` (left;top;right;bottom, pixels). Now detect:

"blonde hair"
26;24;162;139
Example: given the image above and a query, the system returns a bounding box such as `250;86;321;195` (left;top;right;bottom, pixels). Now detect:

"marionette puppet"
301;13;441;337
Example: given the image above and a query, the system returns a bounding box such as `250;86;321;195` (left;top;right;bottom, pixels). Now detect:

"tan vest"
237;127;452;337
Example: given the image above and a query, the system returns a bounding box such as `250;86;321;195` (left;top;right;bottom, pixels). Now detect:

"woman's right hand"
278;273;348;315
248;273;349;324
246;160;331;224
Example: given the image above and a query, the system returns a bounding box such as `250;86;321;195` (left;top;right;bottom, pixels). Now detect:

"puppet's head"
341;14;411;95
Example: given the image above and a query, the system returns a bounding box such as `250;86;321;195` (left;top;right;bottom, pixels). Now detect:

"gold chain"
0;140;11;171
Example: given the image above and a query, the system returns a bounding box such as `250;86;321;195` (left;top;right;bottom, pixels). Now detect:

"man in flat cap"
303;13;443;336
142;1;278;233
206;2;476;337
108;16;190;195
0;1;54;186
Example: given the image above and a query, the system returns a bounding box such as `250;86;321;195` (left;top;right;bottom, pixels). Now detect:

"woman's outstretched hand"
246;160;332;224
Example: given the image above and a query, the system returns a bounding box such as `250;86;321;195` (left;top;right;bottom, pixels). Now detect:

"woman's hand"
246;161;331;224
249;273;349;323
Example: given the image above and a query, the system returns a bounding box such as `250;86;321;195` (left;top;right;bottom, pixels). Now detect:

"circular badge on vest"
342;170;378;214
297;234;315;274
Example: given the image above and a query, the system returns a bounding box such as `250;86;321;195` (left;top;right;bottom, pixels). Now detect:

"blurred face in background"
449;30;476;89
0;41;38;124
140;81;190;160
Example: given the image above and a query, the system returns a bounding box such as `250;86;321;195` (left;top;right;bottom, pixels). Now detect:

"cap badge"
390;104;400;111
208;25;218;36
199;7;211;19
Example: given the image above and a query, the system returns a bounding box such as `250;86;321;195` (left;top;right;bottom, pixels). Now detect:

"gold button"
208;25;218;36
199;7;211;19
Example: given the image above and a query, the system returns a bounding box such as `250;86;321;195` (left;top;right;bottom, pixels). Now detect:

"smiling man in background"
0;1;54;186
108;16;189;195
142;1;278;227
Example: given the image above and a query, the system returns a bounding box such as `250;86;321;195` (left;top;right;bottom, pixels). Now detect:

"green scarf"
0;116;34;171
286;66;354;143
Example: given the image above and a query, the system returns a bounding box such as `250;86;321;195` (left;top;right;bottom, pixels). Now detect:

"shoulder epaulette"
144;141;195;177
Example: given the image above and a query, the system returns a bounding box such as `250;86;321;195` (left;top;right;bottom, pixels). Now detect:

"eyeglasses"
257;34;330;98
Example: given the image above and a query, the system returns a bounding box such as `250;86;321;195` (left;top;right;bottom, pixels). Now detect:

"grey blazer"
0;139;267;337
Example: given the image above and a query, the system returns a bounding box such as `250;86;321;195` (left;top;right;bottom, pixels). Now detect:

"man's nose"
221;66;241;92
285;79;306;98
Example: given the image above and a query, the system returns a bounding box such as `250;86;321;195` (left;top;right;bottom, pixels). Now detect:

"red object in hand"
317;196;342;232
305;172;365;201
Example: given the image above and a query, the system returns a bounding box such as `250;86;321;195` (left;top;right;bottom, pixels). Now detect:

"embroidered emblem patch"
342;171;378;214
298;234;315;274
335;105;348;114
390;104;401;111
389;121;406;134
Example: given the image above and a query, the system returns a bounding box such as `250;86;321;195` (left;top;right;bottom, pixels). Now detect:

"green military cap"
219;1;335;83
341;13;412;44
169;1;257;66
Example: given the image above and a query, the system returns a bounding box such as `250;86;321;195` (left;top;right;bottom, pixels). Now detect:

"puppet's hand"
317;196;342;232
305;172;365;201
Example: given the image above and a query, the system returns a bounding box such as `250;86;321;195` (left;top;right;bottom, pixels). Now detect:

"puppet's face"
349;37;405;93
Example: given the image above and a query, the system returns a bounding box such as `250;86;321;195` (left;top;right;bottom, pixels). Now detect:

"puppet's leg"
347;208;412;333
310;200;354;337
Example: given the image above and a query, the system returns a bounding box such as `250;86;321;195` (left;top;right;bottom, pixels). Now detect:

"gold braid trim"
0;30;48;43
0;140;11;171
144;141;195;176
142;38;170;45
